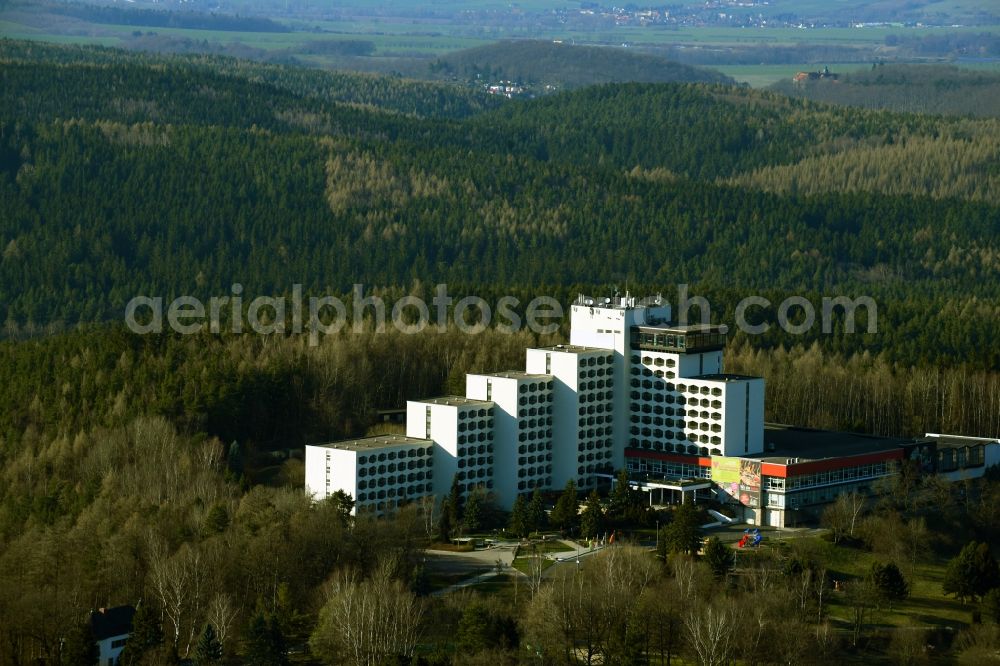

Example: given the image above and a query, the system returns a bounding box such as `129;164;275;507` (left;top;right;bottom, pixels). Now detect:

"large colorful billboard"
739;459;762;508
711;456;762;507
711;456;740;500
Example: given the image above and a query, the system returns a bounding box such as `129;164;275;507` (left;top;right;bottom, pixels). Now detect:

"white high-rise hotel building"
305;295;765;514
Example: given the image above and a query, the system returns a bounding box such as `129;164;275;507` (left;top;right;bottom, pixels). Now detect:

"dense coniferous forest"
0;38;999;664
0;41;503;119
44;2;293;33
772;64;1000;118
427;40;734;88
1;42;998;349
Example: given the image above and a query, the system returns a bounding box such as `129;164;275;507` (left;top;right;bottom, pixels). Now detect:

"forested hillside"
772;64;1000;118
0;41;503;119
1;323;998;663
0;39;998;461
2;41;998;366
44;2;292;33
1;38;1000;665
726;122;1000;204
428;40;733;88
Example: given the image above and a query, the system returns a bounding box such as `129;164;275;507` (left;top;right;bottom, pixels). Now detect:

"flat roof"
535;344;609;354
690;373;760;383
91;606;135;641
413;396;494;408
748;423;910;464
917;434;999;449
633;324;729;334
631;477;714;490
471;370;552;381
574;294;665;309
310;434;430;452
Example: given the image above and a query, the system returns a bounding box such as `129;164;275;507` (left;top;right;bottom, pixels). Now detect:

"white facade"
569;297;671;472
627;370;765;458
466;372;553;507
525;345;616;490
304;294;766;513
406;397;494;498
90;606;134;666
96;635;128;666
305;435;434;514
922;433;1000;481
565;295;763;460
568;296;673;352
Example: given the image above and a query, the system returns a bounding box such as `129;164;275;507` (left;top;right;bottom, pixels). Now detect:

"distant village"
484;80;526;98
481;78;558;99
458;0;965;32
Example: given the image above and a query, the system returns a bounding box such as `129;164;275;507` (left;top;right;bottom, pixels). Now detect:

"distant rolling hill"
428;40;734;90
1;39;998;347
771;64;1000;117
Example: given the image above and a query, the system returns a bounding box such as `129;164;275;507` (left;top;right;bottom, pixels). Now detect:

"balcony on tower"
630;324;728;354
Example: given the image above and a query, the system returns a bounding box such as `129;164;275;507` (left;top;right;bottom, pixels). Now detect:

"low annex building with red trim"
626;424;997;528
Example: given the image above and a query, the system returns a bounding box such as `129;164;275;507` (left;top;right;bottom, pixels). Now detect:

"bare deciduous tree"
526;546;661;666
822;492;865;543
206;593;239;649
148;538;204;656
418;495;436;539
684;603;737;666
527;547;545;599
636;580;684;666
310;556;424;666
671;554;699;601
845;577;878;647
815;567;828;624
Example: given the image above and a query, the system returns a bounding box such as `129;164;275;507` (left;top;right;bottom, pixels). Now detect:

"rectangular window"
425;407;431;439
744;387;750;452
545;353;551;374
486;380;492;401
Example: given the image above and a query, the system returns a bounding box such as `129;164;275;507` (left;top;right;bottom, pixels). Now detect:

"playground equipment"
737;528;763;548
